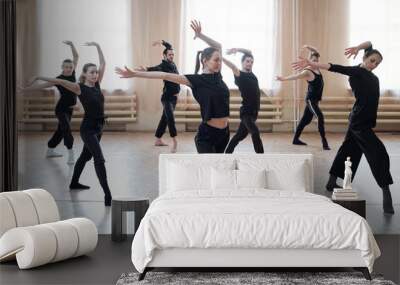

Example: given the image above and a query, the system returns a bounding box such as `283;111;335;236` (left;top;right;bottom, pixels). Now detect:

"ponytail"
194;47;219;74
195;51;202;74
162;40;173;55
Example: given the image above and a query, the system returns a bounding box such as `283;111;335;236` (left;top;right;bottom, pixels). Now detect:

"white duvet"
131;190;380;273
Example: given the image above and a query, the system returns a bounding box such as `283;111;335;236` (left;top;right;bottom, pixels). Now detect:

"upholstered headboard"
159;153;314;196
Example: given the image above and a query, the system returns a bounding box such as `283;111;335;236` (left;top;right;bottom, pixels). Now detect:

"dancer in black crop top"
276;45;330;150
21;41;79;164
35;42;113;206
292;41;394;214
116;20;234;153
140;40;180;152
223;48;264;153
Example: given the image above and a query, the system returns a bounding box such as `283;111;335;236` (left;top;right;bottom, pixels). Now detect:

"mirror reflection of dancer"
116;20;231;153
21;41;79;163
31;42;113;206
293;41;394;214
139;40;180;153
277;45;330;150
224;48;264;153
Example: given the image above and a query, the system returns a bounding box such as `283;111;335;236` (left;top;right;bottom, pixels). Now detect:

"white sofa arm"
0;218;97;269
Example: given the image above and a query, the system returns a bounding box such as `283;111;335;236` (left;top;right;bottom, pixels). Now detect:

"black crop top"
305;69;324;101
234;71;260;115
185;72;230;122
78;82;105;120
55;70;77;109
147;60;180;100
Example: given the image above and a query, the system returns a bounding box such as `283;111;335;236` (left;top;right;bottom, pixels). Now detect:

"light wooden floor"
5;131;399;284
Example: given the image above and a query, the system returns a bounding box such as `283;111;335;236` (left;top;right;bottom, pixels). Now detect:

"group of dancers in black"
21;20;394;214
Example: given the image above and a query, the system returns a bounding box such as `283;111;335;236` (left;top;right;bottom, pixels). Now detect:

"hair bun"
161;40;172;49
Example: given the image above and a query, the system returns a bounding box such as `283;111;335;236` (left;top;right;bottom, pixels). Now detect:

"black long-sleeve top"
147;60;180;101
328;63;380;129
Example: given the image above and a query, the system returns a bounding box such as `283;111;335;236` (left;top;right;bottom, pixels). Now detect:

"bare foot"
171;138;177;153
155;139;168;146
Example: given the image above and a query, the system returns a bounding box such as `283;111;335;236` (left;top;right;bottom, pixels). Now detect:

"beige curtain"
129;0;183;131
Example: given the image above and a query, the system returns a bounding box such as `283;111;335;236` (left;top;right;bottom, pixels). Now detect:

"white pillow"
211;168;236;191
167;159;235;192
237;159;309;192
236;169;267;189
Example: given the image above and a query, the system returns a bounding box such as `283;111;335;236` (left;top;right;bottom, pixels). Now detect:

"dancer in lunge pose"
116;20;231;153
276;45;330;150
141;40;180;152
292;41;394;214
223;48;263;153
21;41;79;163
30;42;113;206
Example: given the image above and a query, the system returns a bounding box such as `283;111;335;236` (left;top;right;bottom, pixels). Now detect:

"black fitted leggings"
71;119;111;197
294;99;326;140
48;108;74;149
195;123;230;153
329;127;393;188
155;99;177;138
225;114;264;153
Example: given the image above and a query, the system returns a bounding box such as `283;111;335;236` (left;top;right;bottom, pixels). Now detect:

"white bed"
131;154;380;280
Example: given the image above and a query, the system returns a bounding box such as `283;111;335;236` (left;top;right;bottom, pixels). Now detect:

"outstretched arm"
33;76;80;95
20;82;55;92
292;57;361;77
115;66;191;87
226;48;252;56
85;42;105;83
190;20;222;50
63;41;79;68
222;57;240;77
344;41;372;59
275;70;313;82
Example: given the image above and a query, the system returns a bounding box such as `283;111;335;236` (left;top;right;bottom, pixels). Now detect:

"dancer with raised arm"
144;40;180;152
30;42;113;206
116;20;231;153
292;41;394;214
21;41;79;163
277;45;330;150
223;48;263;153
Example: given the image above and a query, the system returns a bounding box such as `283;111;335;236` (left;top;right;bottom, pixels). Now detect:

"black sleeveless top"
185;72;230;123
305;69;324;101
234;71;260;116
55;70;77;111
78;82;105;120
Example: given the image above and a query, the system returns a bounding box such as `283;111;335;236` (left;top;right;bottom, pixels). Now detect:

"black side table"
332;199;366;218
111;197;149;242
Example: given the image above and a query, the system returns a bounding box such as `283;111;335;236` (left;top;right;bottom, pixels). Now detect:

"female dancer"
277;45;330;150
21;41;79;163
30;42;113;206
142;40;180;152
293;41;394;214
116;20;230;153
223;48;263;153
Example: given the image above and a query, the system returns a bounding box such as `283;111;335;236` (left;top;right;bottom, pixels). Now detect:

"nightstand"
332;199;366;218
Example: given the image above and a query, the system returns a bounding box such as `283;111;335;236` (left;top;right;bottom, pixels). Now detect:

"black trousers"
48;108;74;149
225;114;264;153
329;127;393;188
71;119;111;197
294;99;326;140
195;122;230;153
155;98;177;138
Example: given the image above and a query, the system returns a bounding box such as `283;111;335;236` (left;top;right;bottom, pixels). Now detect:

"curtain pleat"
0;0;17;192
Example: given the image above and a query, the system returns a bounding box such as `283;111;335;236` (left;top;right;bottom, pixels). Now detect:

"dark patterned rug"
116;271;396;285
